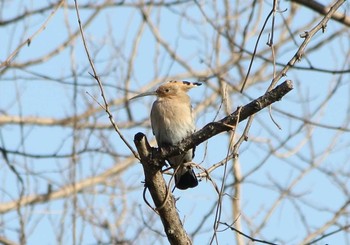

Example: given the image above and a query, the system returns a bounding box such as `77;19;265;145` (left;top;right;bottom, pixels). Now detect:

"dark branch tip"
134;132;146;142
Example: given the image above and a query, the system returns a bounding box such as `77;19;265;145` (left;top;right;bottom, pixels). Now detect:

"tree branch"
0;158;134;214
159;80;293;160
292;0;350;27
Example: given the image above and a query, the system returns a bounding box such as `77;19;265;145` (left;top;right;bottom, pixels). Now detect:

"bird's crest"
155;80;202;98
130;80;201;100
167;80;202;88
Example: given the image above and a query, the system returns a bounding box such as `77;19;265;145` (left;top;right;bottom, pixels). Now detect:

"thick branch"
133;133;192;245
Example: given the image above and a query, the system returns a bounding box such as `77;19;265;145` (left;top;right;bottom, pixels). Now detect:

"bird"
131;80;201;190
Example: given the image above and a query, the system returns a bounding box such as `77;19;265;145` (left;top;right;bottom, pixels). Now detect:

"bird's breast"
151;99;195;146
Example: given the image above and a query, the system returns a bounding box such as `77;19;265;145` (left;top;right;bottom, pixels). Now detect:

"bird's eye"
165;89;170;93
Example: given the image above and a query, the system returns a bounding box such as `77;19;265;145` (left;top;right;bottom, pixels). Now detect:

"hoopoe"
131;80;201;189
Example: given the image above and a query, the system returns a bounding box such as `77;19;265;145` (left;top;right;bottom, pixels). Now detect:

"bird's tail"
174;163;198;190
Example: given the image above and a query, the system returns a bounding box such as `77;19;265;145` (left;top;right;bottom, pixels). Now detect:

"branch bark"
134;133;192;245
133;79;293;244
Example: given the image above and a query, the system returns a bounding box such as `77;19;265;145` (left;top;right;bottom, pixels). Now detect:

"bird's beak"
129;91;157;100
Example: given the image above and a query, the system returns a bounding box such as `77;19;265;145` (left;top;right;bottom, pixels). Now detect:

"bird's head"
130;80;202;100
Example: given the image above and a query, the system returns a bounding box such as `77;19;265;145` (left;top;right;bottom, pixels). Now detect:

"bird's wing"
150;102;157;137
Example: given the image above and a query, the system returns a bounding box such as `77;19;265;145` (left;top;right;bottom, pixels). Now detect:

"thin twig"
142;186;159;214
305;225;350;245
267;0;346;91
0;0;65;69
219;222;279;245
74;0;139;159
240;9;274;92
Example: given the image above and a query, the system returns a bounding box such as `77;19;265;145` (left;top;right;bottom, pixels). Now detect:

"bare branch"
0;157;134;214
158;80;293;160
292;0;350;27
267;0;346;91
219;222;278;245
0;0;64;69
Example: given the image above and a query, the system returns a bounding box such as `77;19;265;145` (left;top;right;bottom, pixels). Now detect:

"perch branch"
158;80;293;160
